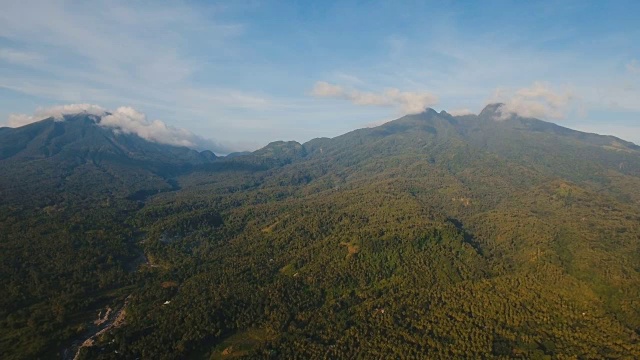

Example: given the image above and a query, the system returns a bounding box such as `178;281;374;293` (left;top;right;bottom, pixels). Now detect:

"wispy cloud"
7;104;106;126
0;48;43;66
311;82;345;98
0;1;638;148
492;82;575;120
311;81;438;114
0;0;271;135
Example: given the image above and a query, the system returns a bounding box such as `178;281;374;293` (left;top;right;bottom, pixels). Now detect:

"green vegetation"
1;107;640;358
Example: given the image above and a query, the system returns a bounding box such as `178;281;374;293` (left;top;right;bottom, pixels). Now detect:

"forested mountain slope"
1;106;640;359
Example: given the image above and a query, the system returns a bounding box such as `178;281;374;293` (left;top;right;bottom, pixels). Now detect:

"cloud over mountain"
7;104;107;126
4;104;224;151
99;106;217;149
493;82;575;120
311;81;438;114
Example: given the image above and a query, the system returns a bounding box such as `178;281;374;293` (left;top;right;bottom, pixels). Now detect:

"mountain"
223;151;252;159
0;113;217;164
0;114;218;207
2;106;640;359
223;140;307;168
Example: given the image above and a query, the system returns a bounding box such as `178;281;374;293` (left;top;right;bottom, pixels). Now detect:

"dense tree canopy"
1;108;640;359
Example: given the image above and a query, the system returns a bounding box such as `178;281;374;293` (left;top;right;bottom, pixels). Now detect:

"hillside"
0;114;217;207
1;106;640;359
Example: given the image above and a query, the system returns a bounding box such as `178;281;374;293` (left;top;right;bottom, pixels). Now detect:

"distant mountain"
0;113;216;164
223;151;252;159
224;140;307;168
300;105;640;180
2;105;640;359
0;114;217;206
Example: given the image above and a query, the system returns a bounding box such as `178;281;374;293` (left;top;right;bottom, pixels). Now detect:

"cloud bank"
493;82;574;120
100;107;216;149
311;81;438;114
5;104;223;151
7;104;107;126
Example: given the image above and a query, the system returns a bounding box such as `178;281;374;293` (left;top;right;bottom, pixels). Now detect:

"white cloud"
628;59;640;74
42;104;106;119
7;104;106;126
1;1;638;149
311;81;438;114
100;106;201;148
448;108;474;116
6;114;36;127
0;1;268;139
492;82;575;120
311;81;345;97
4;104;225;152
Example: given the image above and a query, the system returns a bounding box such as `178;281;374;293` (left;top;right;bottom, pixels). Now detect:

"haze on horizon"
1;0;639;153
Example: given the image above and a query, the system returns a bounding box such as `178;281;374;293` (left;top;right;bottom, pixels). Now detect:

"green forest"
1;108;640;359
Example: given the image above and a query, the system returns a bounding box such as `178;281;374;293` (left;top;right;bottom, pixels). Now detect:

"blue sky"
1;0;639;153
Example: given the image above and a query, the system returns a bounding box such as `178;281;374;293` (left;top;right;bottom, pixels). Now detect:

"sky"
1;0;639;153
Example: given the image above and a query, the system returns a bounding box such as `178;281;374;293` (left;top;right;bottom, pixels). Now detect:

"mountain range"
1;105;639;359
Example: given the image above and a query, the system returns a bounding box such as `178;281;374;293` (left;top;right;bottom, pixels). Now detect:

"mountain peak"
479;103;505;118
0;113;217;164
424;107;439;116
